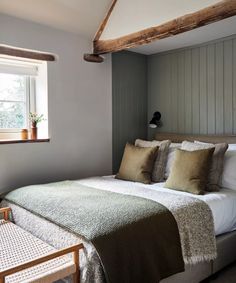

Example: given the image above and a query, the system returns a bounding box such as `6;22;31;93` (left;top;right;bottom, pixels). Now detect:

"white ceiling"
101;0;220;40
0;0;112;38
131;16;236;55
0;0;235;55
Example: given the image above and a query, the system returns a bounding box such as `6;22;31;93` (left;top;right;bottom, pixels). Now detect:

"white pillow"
228;144;236;151
221;150;236;190
165;143;182;179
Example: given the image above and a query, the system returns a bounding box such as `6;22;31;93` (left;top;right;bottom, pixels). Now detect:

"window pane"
0;102;26;128
0;73;26;101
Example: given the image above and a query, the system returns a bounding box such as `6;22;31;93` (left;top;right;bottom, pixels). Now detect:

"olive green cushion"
182;141;228;192
116;143;158;184
165;148;214;195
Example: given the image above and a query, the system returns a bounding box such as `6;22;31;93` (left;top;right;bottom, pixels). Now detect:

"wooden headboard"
154;133;236;144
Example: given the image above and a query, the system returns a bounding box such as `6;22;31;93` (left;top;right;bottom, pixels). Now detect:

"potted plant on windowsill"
29;112;45;140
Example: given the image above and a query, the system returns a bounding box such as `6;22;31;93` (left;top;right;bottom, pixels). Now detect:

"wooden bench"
0;207;83;283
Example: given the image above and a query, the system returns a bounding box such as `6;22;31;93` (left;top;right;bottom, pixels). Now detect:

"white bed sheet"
77;176;236;236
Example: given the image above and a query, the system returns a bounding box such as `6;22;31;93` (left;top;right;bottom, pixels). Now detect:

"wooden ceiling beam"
83;53;104;63
93;0;118;42
84;0;117;63
0;45;56;61
94;0;236;55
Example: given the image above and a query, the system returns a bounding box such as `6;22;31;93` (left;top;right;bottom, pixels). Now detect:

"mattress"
77;176;236;236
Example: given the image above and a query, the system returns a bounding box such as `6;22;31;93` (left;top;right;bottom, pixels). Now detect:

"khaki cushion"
165;148;214;195
182;141;228;192
135;139;171;182
116;143;158;184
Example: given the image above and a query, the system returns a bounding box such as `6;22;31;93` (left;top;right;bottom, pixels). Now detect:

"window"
0;57;48;140
0;74;31;129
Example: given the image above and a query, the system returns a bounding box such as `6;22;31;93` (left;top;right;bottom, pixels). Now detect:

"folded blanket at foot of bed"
4;181;184;283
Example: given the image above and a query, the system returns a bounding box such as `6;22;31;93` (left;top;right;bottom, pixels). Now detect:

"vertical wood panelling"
234;39;236;133
112;51;147;172
157;56;165;132
170;54;178;133
207;44;216;134
215;42;224;134
178;52;185;133
164;55;172;132
184;50;192;133
148;35;236;136
191;48;200;134
200;46;207;134
224;40;233;134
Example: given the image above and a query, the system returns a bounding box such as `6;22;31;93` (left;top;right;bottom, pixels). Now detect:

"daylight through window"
0;74;30;129
0;57;48;139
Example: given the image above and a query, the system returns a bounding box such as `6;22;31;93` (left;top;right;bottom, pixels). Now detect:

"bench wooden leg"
73;249;80;283
0;207;11;221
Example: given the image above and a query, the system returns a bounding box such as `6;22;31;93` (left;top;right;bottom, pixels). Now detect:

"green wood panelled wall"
112;51;147;173
148;35;236;139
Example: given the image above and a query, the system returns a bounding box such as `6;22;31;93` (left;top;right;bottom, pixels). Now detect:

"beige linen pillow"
116;143;159;184
164;143;182;179
135;139;171;182
182;141;228;192
165;148;214;195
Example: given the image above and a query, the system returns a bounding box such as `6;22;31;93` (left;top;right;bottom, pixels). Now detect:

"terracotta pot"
21;129;28;140
31;127;37;140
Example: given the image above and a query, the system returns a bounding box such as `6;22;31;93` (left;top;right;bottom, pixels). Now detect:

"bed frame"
154;132;236;144
155;132;236;283
2;132;236;283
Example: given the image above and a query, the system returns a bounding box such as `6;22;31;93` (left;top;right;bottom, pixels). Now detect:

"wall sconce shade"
149;111;162;128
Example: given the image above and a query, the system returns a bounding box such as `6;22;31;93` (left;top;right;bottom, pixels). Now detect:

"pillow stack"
165;148;214;195
116;139;171;184
181;141;228;192
135;139;171;182
165;140;228;194
116;138;229;195
116;143;158;184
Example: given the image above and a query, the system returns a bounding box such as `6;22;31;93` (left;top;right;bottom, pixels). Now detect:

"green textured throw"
5;181;184;283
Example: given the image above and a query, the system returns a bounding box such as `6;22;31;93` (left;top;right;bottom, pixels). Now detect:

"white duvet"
77;176;236;236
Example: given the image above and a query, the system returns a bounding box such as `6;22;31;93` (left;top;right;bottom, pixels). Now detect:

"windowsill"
0;138;50;144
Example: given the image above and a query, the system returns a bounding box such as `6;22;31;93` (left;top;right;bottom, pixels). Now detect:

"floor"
202;261;236;283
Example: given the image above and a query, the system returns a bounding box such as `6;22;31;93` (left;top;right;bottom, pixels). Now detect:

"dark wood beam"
83;0;117;63
83;53;104;63
0;45;56;61
93;0;118;42
94;0;236;54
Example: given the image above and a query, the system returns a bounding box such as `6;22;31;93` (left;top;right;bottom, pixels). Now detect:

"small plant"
29;112;45;127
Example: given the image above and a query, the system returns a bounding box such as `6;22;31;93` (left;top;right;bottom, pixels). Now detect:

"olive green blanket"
5;181;184;283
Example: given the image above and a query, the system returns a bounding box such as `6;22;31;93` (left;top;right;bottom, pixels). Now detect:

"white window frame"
0;58;37;133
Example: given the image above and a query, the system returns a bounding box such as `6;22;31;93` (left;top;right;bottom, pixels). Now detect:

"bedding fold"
4;181;184;283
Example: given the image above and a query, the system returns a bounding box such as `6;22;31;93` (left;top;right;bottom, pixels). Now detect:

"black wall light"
149;111;162;128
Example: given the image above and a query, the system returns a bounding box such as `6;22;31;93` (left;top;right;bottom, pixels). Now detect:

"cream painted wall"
0;14;112;194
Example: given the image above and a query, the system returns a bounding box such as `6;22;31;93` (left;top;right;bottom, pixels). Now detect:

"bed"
1;133;236;283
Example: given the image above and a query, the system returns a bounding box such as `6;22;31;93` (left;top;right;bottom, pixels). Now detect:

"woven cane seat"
0;220;76;283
